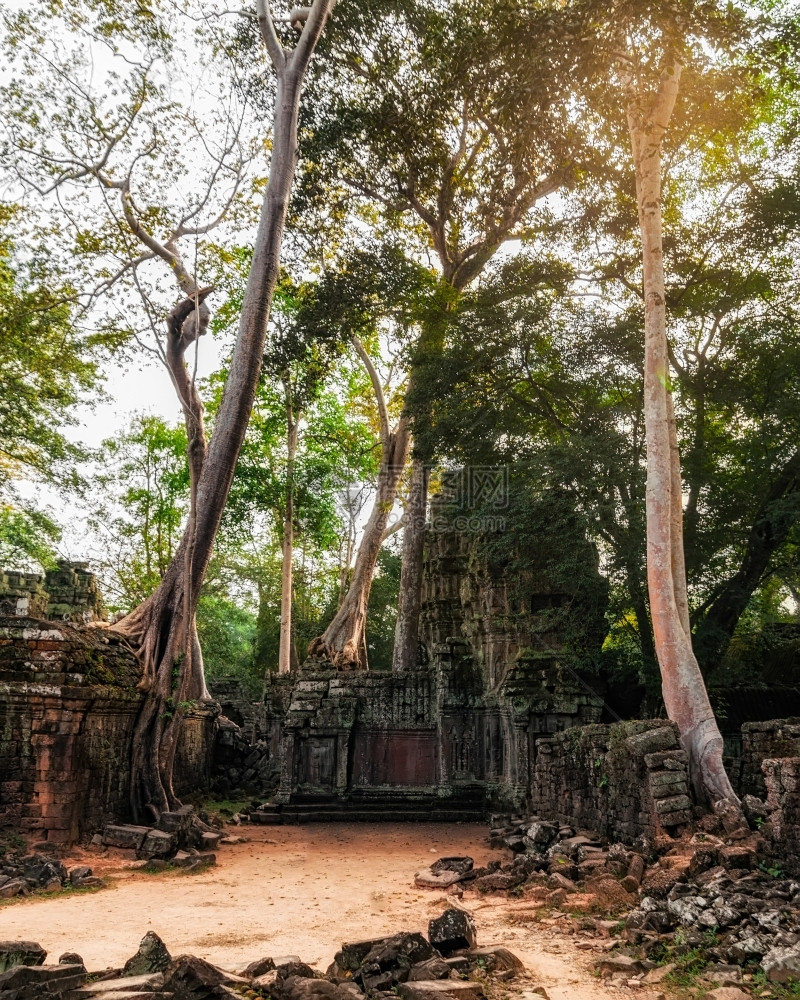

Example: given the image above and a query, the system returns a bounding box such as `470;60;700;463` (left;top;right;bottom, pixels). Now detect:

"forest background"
1;0;800;718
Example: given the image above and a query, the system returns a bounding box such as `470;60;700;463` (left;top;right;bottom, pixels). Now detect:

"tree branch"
351;334;391;450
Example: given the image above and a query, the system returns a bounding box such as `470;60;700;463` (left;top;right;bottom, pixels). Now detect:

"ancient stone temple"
0;560;104;622
230;519;611;820
0;563;215;844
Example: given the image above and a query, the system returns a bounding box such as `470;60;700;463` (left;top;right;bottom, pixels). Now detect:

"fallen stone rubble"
96;805;225;869
0;913;544;1000
415;810;800;991
0;805;237;901
0;853;104;900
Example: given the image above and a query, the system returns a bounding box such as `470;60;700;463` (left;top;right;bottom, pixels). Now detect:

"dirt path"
0;823;618;1000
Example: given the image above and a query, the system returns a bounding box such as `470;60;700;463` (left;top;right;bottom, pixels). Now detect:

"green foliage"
87;415;189;611
0;206;97;485
366;548;402;671
196;592;257;692
0;503;60;570
0;206;97;571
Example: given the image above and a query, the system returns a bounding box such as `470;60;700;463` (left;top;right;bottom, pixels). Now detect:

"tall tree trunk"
627;57;740;809
111;0;335;821
278;376;299;675
308;336;411;669
392;457;428;671
308;420;410;669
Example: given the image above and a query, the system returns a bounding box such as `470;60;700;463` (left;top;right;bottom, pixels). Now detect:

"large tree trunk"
308;419;411;669
278;378;299;675
307;336;412;669
392;457;428;671
112;1;335;821
628;58;740;810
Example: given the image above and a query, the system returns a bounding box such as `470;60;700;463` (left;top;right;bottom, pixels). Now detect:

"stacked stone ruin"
0;616;216;844
0;560;104;623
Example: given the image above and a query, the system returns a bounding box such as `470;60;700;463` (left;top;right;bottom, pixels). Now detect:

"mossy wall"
0;616;216;843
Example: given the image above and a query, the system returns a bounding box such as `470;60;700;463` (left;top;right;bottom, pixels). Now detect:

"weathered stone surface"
172;851;216;870
430;857;473;877
596;955;645;977
741;719;800;798
397;981;484;1000
703;990;751;1000
407;958;451;982
0;962;86;995
241;955;276;978
0;880;27;899
330;941;387;975
0;614;215;846
625;727;678;756
466;947;524;973
415;868;464;889
357;934;435;990
199;831;222;851
59;952;84;966
137;830;175;860
101;825;150;851
163;955;247;997
282;977;362;1000
275;960;316;979
0;942;47;973
641;964;675;984
254;969;283;993
762;943;800;983
526;822;558;847
71;972;165;994
122;932;172;976
429;910;477;955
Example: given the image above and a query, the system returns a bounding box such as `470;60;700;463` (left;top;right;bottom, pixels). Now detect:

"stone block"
397;981;484;1000
0;942;47;973
644;749;689;770
429;909;477;955
69;972;165;994
0;962;87;995
101;825;150;850
122;932;172;976
0;880;28;899
137;830;175;860
762;943;800;983
626;727;679;757
654;794;692;814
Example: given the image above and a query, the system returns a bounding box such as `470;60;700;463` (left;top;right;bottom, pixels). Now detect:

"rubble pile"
0;853;103;900
416;810;800;990
95;805;225;869
211;718;278;798
0;913;537;1000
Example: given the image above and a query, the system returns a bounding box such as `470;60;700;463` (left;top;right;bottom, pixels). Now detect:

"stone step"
249;800;486;824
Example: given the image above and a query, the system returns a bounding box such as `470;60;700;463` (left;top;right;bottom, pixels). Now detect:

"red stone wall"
0;616;216;843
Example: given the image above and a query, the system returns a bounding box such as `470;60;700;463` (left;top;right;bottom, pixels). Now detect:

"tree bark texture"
278;377;299;675
392;457;428;671
112;1;335;820
628;58;740;808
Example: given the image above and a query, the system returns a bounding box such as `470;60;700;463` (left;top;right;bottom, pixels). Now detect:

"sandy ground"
0;823;620;1000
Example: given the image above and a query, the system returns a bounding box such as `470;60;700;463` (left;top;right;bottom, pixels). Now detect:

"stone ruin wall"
0;616;216;844
531;720;692;843
737;718;800;799
0;561;104;623
4;541;800;848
